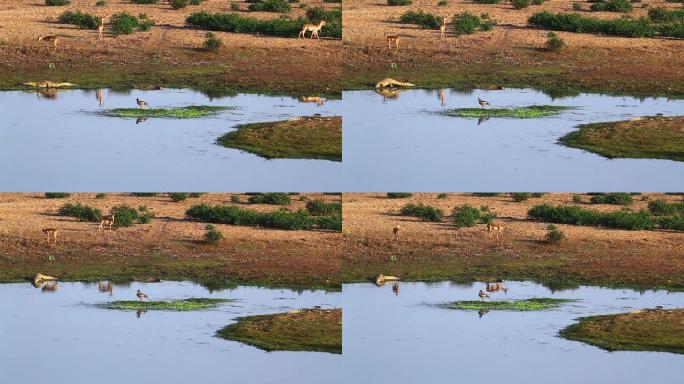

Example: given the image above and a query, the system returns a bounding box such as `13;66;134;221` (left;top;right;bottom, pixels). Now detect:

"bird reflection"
136;309;147;318
392;282;400;296
136;117;148;125
477;116;490;126
478;309;489;318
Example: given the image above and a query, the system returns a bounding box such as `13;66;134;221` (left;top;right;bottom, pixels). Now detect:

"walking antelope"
385;33;400;51
486;222;505;239
42;228;58;243
99;213;115;231
299;20;326;39
38;35;59;51
392;225;400;241
439;17;446;39
299;96;326;107
98;17;105;39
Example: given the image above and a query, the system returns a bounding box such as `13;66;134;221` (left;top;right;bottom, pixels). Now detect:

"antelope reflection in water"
97;281;113;295
375;88;401;102
95;89;104;107
35;280;59;293
486;280;508;294
437;89;446;107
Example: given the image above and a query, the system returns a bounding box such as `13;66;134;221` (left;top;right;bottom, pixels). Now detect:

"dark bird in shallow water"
478;97;490;108
136;98;148;109
478;290;490;301
136;289;148;301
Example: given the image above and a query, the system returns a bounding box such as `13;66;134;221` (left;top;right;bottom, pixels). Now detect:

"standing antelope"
299;20;326;39
99;213;115;231
98;17;105;39
392;225;400;241
439;17;446;39
299;96;326;107
486;222;505;239
385;33;399;51
42;228;58;244
38;35;59;51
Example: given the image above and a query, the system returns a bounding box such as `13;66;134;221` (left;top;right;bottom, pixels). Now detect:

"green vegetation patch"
217;116;341;161
400;10;442;29
247;193;292;205
217;309;342;354
559;116;684;162
529;11;684;38
58;202;102;222
400;202;444;222
58;11;100;30
103;298;231;311
106;105;232;119
446;298;574;311
444;105;572;118
560;309;684;354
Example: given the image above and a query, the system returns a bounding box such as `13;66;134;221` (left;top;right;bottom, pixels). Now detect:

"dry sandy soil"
0;193;341;288
343;0;684;95
0;0;341;93
343;193;684;289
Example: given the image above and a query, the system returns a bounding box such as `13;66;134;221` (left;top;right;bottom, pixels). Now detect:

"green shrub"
545;224;565;243
479;206;496;224
130;193;158;197
387;193;413;199
648;200;684;215
452;12;496;34
512;192;531;202
189;193;205;198
248;0;291;12
656;215;684;231
400;203;444;222
186;204;321;230
306;200;342;216
137;13;155;31
546;31;565;50
247;193;292;205
186;11;341;38
528;11;656;38
589;193;633;205
58;203;102;222
204;32;223;50
528;204;654;230
387;0;411;5
190;0;204;4
512;0;530;9
131;0;158;4
231;2;240;10
590;0;633;12
437;0;448;6
572;194;583;203
46;0;70;5
111;204;152;227
171;0;188;9
531;193;546;198
572;2;582;11
204;228;224;243
531;0;543;4
170;193;189;202
313;214;342;231
453;204;481;227
45;192;71;199
96;0;107;6
473;193;500;197
95;193;107;199
648;7;684;23
58;11;100;30
110;12;140;35
230;194;241;203
474;0;500;3
437;193;449;199
400;10;442;29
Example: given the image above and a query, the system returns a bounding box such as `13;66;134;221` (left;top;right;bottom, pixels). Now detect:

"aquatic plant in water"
105;105;233;118
103;298;231;311
444;105;572;118
446;298;574;311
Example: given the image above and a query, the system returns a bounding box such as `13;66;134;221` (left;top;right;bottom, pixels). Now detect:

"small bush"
387;0;412;5
247;193;292;205
137;13;155;31
473;193;500;197
306;200;342;216
589;193;633;205
531;193;546;198
110;12;140;35
512;193;531;202
130;193;158;197
230;195;241;203
204;228;224;243
45;192;71;199
111;204;152;227
590;0;633;13
512;0;530;9
387;193;413;199
231;2;240;10
58;203;102;222
313;214;342;231
96;0;107;6
474;0;500;3
546;32;565;50
437;0;448;6
453;204;481;227
248;0;291;12
170;193;189;202
531;0;543;4
437;193;449;199
572;2;582;11
204;32;223;51
648;200;684;215
528;204;654;230
648;7;684;23
171;0;188;9
189;193;205;198
400;10;442;29
46;0;70;5
96;193;107;199
452;12;496;35
545;224;565;243
400;203;444;222
58;11;100;30
572;194;583;204
190;0;204;4
131;0;158;4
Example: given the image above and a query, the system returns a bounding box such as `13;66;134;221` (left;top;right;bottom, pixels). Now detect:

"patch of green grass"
590;0;633;13
217;116;341;161
306;200;342;216
400;10;442;29
589;192;633;205
560;309;684;354
103;298;231;311
46;0;70;5
247;193;292;205
106;105;232;119
217;309;342;354
446;298;574;311
528;204;658;230
58;11;100;30
387;193;413;199
529;11;684;38
58;202;102;222
248;0;291;13
400;202;444;222
559;116;684;162
45;192;71;199
444;105;572;118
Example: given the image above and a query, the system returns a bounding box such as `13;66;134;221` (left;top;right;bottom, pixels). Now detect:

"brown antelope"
98;17;105;39
42;228;58;243
299;20;326;39
299;96;326;107
385;33;399;51
38;35;59;51
392;225;400;241
99;213;115;231
478;290;490;301
439;17;446;39
486;222;505;239
136;289;148;301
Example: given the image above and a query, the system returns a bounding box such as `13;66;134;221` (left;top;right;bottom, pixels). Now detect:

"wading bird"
136;289;148;301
